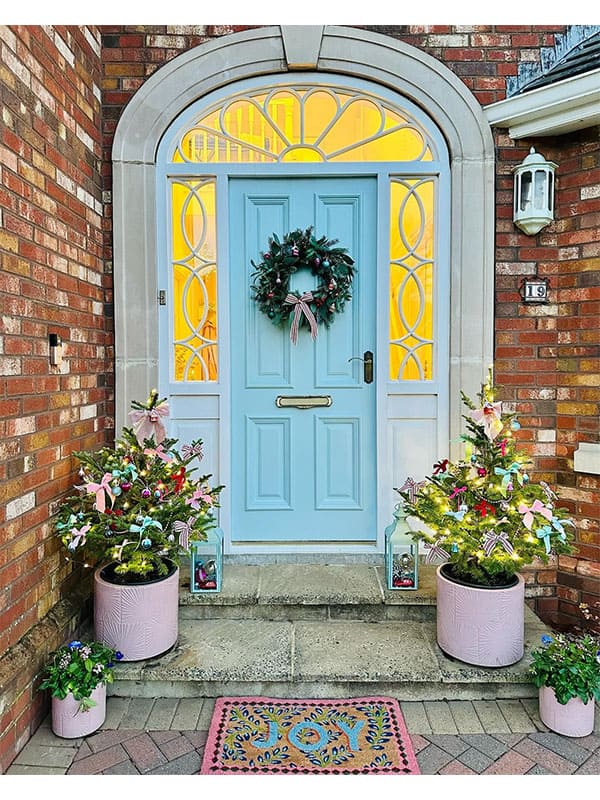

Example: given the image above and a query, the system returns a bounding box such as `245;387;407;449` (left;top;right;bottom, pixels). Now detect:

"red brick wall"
494;127;600;627
0;25;109;772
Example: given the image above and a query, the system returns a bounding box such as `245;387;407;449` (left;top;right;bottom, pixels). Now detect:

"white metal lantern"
513;147;557;235
385;502;418;590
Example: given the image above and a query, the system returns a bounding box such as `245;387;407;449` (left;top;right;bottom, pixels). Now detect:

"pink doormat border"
200;695;421;775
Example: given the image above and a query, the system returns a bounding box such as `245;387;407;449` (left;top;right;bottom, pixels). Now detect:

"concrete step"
178;561;437;622
108;561;549;703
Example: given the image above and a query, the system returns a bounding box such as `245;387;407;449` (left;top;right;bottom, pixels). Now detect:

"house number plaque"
520;277;550;304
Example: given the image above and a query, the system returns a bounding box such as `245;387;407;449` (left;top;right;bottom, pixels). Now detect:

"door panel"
230;177;376;543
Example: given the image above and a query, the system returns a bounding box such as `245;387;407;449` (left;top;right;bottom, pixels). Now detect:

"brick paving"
6;697;600;776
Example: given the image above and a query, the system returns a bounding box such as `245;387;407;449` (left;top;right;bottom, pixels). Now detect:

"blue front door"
230;177;377;544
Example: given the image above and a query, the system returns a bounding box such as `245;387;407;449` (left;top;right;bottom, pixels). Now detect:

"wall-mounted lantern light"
513;147;557;235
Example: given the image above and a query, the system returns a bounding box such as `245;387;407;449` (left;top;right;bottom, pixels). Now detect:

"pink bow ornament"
469;401;503;441
518;499;552;530
284;292;318;345
129;400;170;446
67;523;91;551
85;473;115;513
185;487;214;511
143;443;173;463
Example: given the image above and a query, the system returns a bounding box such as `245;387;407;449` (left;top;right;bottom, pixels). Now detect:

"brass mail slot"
275;395;332;409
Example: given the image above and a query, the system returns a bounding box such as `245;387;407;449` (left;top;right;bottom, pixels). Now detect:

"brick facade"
0;25;108;771
0;24;598;771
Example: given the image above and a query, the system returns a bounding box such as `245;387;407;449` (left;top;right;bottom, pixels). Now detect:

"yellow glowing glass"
173;86;434;164
389;179;435;381
171;179;218;382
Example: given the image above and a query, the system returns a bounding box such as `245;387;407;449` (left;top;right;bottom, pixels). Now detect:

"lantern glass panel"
519;172;532;212
385;507;418;590
190;527;223;592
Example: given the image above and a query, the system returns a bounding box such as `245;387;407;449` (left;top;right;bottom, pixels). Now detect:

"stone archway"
112;25;495;457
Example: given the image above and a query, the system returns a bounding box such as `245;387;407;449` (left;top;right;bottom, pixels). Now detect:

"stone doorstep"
109;614;549;702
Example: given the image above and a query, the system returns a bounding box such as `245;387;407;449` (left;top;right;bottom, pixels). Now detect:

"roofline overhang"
484;68;600;139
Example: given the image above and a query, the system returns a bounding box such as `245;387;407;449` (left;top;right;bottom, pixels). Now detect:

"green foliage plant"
399;370;576;587
39;639;122;711
530;631;600;705
54;390;223;583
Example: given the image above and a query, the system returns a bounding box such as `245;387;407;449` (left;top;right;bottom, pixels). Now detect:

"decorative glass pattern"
389;178;435;381
171;179;218;381
171;85;435;164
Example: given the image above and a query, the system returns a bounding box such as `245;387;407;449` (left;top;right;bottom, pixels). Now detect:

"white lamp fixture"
513;147;557;235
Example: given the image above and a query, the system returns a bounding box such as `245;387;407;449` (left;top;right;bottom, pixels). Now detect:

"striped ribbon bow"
482;529;514;557
425;542;450;564
284;292;318;344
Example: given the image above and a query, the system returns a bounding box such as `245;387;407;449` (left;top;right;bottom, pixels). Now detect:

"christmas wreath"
250;227;355;343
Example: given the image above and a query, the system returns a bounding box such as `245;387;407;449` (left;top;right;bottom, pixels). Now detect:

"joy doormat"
200;696;421;775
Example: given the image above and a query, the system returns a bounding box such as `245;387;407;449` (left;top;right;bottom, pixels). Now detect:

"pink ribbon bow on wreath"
129;400;170;446
518;499;552;530
85;473;115;513
284;292;318;344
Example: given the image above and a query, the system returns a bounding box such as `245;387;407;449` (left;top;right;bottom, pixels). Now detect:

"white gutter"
484;68;600;138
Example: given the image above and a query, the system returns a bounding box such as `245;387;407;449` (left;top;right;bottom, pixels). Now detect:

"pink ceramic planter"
94;563;179;661
436;565;525;667
539;686;596;737
51;684;106;738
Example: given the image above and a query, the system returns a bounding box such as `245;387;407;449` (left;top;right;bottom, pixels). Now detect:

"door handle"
348;351;373;384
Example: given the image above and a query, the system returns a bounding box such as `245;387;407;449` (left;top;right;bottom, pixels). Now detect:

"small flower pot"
539;685;595;737
94;560;179;661
51;684;106;739
436;563;525;667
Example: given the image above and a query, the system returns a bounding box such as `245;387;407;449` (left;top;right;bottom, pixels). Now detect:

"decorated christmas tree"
399;370;576;587
54;390;223;583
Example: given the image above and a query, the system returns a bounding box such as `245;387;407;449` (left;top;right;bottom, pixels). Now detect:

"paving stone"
103;760;141;775
482;750;534;775
158;733;196;761
472;700;511;733
423;701;458;734
527;764;553;774
171;698;205;730
576;733;600;752
6;765;68;774
197;699;216;729
400;701;431;734
426;734;470;757
183;730;208;749
119;697;154;729
447;700;484;734
67;744;130;774
408;734;431;754
26;727;85;748
520;697;547;731
147;750;203;775
104;696;131;729
415;743;454;774
497;699;538;733
574;750;600;775
513;738;578;774
122;732;168;772
459;734;508;760
529;732;591;765
438;759;477;775
491;733;528;748
13;742;77;768
457;746;494;773
73;741;93;761
148;730;181;745
145;697;178;729
85;729;142;753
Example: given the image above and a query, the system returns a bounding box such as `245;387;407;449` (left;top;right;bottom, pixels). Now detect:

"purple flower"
115;651;124;661
68;640;82;649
